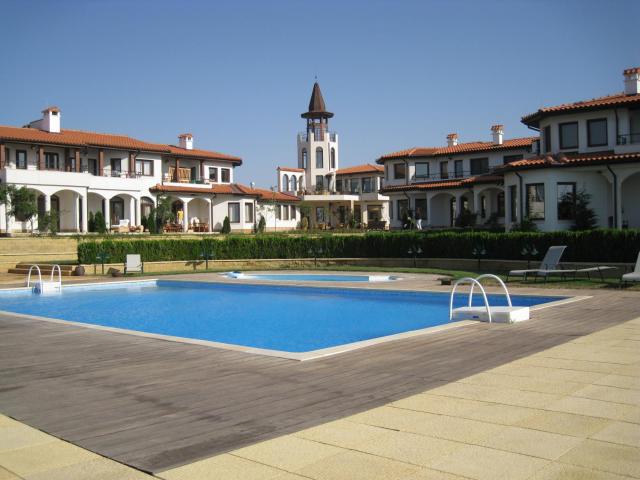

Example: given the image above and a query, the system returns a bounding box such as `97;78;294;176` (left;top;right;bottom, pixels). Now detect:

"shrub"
221;216;231;234
38;210;59;235
300;216;309;230
94;211;107;234
77;229;640;264
88;211;96;233
257;216;266;233
455;209;477;228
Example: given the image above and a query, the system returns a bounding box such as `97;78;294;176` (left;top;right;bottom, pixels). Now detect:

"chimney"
491;124;504;145
178;133;193;150
40;106;61;133
446;133;458;147
624;67;640;96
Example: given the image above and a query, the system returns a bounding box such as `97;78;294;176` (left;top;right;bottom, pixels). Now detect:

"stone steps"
8;263;76;276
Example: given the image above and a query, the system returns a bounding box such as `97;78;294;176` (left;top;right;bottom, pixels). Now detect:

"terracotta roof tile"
335;163;384;175
380;175;502;193
522;92;640;126
277;166;305;172
377;137;535;163
165;145;241;163
149;183;300;202
498;151;640;171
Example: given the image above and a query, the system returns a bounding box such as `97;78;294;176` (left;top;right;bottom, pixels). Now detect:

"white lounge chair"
124;254;143;275
506;245;575;282
621;252;640;286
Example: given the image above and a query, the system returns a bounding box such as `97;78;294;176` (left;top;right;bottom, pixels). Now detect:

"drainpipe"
514;171;524;223
606;165;618;228
614;108;620;145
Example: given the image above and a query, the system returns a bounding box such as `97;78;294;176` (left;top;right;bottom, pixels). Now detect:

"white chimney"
41;106;61;133
624;67;640;96
178;133;193;150
446;133;458;147
491;124;504;145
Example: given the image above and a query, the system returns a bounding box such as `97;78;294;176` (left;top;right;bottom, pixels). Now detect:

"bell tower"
297;82;339;193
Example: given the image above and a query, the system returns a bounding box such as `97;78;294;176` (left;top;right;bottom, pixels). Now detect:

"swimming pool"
0;280;566;359
224;272;398;282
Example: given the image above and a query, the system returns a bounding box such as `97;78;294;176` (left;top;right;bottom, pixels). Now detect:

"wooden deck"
1;287;639;474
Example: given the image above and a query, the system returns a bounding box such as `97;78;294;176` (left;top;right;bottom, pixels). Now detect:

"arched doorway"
109;196;125;225
37;194;60;231
172;199;184;225
622;171;640;228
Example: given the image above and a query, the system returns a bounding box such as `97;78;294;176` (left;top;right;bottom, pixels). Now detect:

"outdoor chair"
621;251;640;286
506;245;575;282
124;254;143;275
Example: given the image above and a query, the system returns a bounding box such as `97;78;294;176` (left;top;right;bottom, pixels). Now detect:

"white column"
81;193;88;233
473;190;481;217
104;198;110;229
206;198;212;232
74;193;81;232
361;204;368;226
129;197;136;224
426;194;434;227
135;197;142;227
44;194;51;213
182;199;189;231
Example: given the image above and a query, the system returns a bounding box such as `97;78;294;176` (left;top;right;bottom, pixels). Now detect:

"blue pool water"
0;281;563;353
227;273;396;282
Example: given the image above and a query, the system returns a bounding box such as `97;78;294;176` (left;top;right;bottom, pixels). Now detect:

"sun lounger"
621;252;640;286
124;254;143;275
575;265;617;281
506;246;575;282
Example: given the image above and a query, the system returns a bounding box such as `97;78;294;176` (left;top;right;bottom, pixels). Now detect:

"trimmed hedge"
77;229;640;264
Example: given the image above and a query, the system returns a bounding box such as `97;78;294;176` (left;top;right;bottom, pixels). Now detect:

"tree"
154;195;175;232
88;211;96;233
257;215;266;233
221;216;231;234
9;187;38;233
93;211;107;234
562;190;598;231
147;208;158;234
38;210;60;235
454;209;477;228
0;184;16;236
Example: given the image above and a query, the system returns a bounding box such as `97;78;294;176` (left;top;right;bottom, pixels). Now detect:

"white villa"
377;66;640;231
0;108;299;233
276;83;390;229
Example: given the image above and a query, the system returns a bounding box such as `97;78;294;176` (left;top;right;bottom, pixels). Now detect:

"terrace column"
182;199;189;231
199;160;204;181
129;197;136;225
473;190;482;217
98;149;104;175
75;149;81;172
104;199;110;229
73;193;81;232
81;193;88;233
361;204;368;226
44;194;51;213
0;143;5;168
38;146;45;170
135;198;142;227
205;198;212;232
175;158;180;182
426;194;434;227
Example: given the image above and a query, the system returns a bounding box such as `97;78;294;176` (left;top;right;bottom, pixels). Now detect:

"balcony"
617;134;640;145
298;131;337;142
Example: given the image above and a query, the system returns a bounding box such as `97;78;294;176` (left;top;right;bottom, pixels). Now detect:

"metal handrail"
50;264;62;286
449;277;492;323
468;274;512;308
26;265;42;289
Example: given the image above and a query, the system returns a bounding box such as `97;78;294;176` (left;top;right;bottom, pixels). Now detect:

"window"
336;179;343;192
110;158;121;176
369;205;382;221
393;163;406;179
526;183;545;220
301;149;307;168
544;125;551;153
415;198;427;222
330;148;336;169
630;109;640;144
557;182;576;220
440;161;448;179
15;150;27;169
275;204;281;220
503;154;523;164
350;179;360;194
290;205;296;220
470;158;489;175
88;158;97;175
220;168;230;182
141;197;154;218
282;174;289;191
315;147;323;168
290;176;297;191
415;162;429;179
244;203;254;223
587;118;607;147
315;207;325;223
282;203;289;220
362;177;373;193
509;185;518;222
559;122;578;150
454;160;463;178
497;192;505;217
228;202;240;223
315;175;324;191
135;159;153;176
208;167;218;182
45;152;59;170
397;199;409;219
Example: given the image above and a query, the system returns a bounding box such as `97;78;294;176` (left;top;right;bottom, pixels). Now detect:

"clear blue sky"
1;0;638;187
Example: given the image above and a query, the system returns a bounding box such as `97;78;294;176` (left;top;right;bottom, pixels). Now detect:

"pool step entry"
449;274;530;324
10;263;75;276
26;265;62;294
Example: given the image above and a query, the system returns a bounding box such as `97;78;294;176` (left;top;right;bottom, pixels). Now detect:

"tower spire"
301;82;333;119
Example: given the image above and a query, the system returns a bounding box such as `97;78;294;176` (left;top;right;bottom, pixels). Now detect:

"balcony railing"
617;134;640;145
298;131;337;142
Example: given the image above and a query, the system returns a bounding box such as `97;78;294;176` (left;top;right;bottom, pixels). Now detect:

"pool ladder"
26;265;62;294
449;274;514;324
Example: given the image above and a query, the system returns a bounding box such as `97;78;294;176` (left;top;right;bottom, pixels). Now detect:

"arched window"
282;174;289;191
330;148;336;169
290;176;297;192
316;147;323;168
141;197;154;219
301;149;307;169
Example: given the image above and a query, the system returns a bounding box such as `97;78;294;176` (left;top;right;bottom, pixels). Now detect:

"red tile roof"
335;163;384;175
521;92;640;127
380;175;502;193
497;151;640;172
277;166;305;172
0;125;241;163
150;183;300;202
377;137;535;163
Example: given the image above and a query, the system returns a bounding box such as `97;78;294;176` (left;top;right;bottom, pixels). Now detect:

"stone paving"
155;317;640;480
